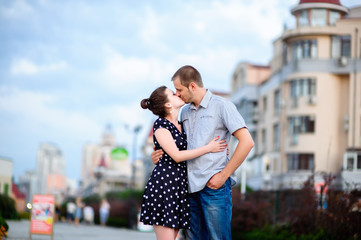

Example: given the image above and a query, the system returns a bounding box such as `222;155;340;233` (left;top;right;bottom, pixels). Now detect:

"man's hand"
206;171;228;190
151;149;164;165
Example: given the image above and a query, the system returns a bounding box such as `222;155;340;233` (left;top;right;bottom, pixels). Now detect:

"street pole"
129;125;142;229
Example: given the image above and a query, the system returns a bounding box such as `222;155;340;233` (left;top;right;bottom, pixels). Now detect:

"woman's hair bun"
140;98;151;109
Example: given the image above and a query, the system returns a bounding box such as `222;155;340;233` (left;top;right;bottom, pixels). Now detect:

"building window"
299;10;309;26
263;96;267;112
289;116;315;135
329;10;340;26
250;101;258;124
283;43;288;65
241;69;246;86
262;129;266;152
274;89;281;115
312;9;327;27
331;35;351;58
290;78;316;98
288;153;314;171
292;40;317;60
344;151;361;171
250;130;257;153
273;124;280;150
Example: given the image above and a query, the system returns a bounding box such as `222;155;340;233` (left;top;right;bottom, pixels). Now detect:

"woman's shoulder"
153;117;169;130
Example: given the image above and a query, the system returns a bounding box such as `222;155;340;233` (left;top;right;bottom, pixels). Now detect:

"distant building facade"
17;170;37;205
80;125;145;197
231;0;361;190
11;182;26;213
0;156;13;196
37;143;67;201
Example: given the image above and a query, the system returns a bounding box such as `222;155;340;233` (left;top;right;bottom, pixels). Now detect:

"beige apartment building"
231;0;361;190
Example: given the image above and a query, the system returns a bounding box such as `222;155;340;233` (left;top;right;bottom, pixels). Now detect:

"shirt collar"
190;90;212;110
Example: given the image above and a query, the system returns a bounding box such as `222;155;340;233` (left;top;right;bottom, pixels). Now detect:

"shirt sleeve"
221;99;247;135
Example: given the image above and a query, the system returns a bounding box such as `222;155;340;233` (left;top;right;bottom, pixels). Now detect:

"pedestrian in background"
74;197;84;226
66;201;76;223
99;198;110;226
83;205;94;224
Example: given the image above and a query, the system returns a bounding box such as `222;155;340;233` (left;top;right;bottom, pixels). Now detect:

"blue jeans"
186;178;232;240
100;211;109;224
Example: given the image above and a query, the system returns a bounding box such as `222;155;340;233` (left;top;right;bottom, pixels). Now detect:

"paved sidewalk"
6;220;156;240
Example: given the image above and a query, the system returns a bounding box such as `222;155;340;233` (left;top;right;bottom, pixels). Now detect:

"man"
152;65;254;239
66;201;76;223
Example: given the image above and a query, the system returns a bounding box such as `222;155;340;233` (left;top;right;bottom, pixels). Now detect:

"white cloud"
140;6;161;46
0;0;33;19
101;46;176;90
10;59;39;75
0;86;100;141
193;0;287;42
11;59;68;76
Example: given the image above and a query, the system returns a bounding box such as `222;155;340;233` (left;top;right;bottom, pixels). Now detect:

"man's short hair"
172;65;203;88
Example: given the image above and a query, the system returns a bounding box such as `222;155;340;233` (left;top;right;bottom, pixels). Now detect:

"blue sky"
1;0;360;183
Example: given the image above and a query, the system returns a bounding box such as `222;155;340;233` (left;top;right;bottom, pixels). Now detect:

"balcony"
282;58;361;76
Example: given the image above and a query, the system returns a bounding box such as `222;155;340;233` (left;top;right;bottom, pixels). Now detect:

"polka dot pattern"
140;117;190;229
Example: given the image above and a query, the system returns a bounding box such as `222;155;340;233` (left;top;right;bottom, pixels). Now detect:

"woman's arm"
154;128;226;163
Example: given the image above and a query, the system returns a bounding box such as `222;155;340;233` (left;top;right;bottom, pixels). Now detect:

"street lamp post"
129;125;142;229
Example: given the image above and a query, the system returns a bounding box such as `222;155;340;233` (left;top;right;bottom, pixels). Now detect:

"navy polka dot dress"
140;117;190;229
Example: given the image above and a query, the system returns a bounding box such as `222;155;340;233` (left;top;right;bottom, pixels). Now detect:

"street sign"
30;194;55;239
111;147;128;160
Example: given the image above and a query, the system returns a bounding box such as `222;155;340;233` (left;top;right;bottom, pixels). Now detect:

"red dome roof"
299;0;341;4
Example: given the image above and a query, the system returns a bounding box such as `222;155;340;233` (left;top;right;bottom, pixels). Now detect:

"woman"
99;198;110;226
74;197;84;226
140;86;227;240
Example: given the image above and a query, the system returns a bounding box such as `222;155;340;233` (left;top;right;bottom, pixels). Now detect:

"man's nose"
176;92;181;97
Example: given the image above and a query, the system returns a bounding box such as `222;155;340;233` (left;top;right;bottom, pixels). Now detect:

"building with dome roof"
231;0;361;190
80;125;145;197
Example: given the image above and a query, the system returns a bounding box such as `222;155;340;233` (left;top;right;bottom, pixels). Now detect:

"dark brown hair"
140;86;168;117
171;65;203;88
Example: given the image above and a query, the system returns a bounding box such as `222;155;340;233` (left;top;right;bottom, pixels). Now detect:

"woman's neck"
165;108;180;124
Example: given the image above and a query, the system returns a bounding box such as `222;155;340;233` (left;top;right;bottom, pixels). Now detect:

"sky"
1;0;360;184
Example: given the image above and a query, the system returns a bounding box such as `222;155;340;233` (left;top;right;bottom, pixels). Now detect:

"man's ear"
189;82;197;91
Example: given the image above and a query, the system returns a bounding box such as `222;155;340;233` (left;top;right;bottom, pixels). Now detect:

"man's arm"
151;149;164;164
206;127;254;189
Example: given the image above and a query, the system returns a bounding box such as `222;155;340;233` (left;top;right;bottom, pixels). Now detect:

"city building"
37;143;67;201
17;170;38;206
231;0;361;190
11;183;26;213
230;63;271;189
0;156;13;196
80;125;145;197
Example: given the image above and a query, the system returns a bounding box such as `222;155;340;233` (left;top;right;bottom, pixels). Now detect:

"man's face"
173;77;193;104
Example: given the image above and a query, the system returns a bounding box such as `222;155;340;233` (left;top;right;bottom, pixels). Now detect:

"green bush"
83;194;101;204
0;215;9;232
0;194;19;219
106;217;128;228
106;189;144;200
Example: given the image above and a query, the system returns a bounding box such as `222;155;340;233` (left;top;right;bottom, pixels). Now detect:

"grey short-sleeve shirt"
180;90;247;193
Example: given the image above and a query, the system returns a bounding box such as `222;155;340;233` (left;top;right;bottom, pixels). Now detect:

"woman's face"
165;88;185;109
